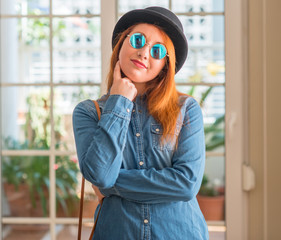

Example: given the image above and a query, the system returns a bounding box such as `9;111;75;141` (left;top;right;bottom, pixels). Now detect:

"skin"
93;23;168;202
110;23;167;99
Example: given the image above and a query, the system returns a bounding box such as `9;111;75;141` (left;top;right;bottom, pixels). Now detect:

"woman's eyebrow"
132;31;164;45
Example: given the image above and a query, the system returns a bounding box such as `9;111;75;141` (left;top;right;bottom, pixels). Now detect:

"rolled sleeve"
100;98;206;204
102;95;134;121
73;96;133;189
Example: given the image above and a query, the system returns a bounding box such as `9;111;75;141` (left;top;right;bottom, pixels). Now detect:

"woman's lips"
131;59;147;69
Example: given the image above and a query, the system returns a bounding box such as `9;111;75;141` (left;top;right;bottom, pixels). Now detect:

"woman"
73;6;209;240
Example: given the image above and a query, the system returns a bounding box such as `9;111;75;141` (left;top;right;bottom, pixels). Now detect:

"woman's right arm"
72;95;133;189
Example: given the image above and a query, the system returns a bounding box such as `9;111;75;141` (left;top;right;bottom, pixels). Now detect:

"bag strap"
78;100;102;240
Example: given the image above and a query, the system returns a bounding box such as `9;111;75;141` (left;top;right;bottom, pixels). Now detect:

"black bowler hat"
112;6;188;74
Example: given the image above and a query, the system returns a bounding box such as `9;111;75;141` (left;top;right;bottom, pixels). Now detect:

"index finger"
113;61;122;82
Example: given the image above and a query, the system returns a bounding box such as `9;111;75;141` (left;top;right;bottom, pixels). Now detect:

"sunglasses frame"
127;33;169;60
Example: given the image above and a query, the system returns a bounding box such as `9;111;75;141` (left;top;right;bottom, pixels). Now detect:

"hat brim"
112;9;188;73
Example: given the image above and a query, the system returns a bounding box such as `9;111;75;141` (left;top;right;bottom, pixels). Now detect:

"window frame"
225;0;249;239
0;0;248;239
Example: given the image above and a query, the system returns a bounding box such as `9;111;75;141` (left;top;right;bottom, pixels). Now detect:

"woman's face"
119;23;167;85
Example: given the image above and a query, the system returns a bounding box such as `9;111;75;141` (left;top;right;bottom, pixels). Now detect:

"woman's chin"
125;72;144;82
126;72;156;83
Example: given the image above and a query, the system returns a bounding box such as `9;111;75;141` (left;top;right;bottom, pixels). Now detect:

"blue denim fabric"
73;93;209;240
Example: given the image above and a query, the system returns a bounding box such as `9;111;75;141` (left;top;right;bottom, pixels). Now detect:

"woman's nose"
138;44;150;59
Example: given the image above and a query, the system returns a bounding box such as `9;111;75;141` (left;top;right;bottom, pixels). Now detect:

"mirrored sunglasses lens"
151;44;167;59
130;33;145;49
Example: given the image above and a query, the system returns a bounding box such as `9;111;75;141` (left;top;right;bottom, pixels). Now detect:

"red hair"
107;24;186;145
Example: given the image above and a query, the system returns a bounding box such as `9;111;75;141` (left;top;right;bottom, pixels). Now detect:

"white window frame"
225;0;249;239
0;0;248;239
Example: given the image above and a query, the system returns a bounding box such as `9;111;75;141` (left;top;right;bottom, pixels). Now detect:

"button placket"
131;104;145;171
142;204;151;239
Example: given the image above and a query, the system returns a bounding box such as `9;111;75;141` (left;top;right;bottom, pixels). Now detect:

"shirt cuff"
102;95;134;121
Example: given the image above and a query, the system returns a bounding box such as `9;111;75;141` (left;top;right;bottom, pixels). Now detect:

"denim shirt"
73;93;209;240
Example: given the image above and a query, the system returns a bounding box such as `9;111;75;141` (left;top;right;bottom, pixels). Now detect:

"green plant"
186;85;225;151
198;174;220;197
2;90;79;216
204;114;224;151
2;154;79;216
187;66;225;196
18;9;66;46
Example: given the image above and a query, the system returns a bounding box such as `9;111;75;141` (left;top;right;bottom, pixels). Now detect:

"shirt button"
127;108;130;113
156;128;160;132
132;109;135;112
136;133;140;137
144;219;149;224
139;161;144;166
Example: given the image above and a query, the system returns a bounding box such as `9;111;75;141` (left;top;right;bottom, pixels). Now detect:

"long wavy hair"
107;24;185;145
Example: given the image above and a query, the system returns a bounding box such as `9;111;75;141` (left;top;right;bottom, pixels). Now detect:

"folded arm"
100;98;206;203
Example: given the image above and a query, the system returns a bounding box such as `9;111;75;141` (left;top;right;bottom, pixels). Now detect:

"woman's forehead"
130;23;165;41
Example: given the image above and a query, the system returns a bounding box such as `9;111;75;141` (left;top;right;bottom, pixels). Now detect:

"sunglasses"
127;33;169;60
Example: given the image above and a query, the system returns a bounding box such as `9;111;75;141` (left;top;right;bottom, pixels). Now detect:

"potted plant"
2;91;80;217
197;174;225;221
185;75;225;221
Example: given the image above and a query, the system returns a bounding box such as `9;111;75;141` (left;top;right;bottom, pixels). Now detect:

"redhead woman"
73;6;209;240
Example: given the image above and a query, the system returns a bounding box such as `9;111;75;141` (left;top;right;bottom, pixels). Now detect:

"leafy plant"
187;67;225;196
198;174;220;197
204;114;224;151
2;90;79;216
3;155;50;215
186;85;225;151
17;9;67;46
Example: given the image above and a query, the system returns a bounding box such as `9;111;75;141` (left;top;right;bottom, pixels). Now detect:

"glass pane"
1;86;51;150
56;162;99;218
197;155;225;221
175;16;225;84
205;156;225;189
172;0;224;13
2;156;49;217
0;18;50;83
53;0;100;15
54;86;100;151
176;85;225;134
118;0;169;13
53;18;101;83
55;155;79;217
56;224;94;239
0;0;50;15
3;224;49;240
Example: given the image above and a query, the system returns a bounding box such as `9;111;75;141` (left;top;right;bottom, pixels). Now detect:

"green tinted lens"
150;44;167;59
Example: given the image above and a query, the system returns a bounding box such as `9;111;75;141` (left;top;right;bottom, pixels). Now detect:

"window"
1;0;246;239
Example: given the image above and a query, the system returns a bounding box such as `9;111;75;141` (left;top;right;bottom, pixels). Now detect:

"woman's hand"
110;61;137;101
92;184;105;204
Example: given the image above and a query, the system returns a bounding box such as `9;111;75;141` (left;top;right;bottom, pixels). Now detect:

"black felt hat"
112;6;188;73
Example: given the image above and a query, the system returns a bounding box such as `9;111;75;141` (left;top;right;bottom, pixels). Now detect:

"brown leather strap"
78;177;85;240
78;100;102;240
93;100;101;119
89;198;104;239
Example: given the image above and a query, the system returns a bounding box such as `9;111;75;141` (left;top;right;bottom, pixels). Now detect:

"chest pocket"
151;123;181;151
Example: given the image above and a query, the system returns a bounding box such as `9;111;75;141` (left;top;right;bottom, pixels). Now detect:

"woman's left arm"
99;99;206;204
